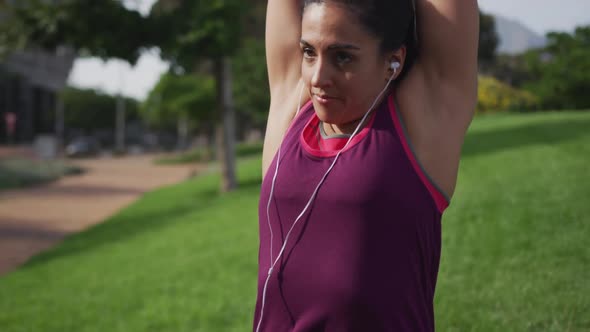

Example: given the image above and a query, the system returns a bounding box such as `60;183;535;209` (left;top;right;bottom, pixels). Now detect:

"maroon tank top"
253;93;449;331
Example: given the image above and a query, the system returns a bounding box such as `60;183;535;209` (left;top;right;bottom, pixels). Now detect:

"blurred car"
65;137;101;158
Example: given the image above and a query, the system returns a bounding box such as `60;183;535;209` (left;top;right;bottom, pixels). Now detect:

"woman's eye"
335;52;352;65
302;48;316;59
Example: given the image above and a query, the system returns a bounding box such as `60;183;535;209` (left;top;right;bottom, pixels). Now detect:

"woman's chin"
313;103;365;127
312;101;345;123
314;109;339;124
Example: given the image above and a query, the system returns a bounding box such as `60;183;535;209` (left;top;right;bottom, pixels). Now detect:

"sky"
67;0;590;101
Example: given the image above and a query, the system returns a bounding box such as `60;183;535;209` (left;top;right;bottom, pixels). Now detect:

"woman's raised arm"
415;0;479;116
262;1;307;177
265;0;304;98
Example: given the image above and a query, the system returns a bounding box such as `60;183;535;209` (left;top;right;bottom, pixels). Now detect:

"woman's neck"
323;89;391;135
322;107;376;136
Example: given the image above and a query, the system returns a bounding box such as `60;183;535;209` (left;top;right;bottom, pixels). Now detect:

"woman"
254;0;479;331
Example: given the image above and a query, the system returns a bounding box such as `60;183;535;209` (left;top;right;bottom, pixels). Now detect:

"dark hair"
303;0;418;80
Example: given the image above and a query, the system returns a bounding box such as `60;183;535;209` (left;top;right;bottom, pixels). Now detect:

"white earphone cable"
257;81;304;332
265;81;305;266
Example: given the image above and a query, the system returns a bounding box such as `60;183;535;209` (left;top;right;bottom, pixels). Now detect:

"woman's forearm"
415;0;479;80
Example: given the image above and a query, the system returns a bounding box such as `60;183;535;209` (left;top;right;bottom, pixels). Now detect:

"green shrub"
477;75;539;113
0;159;84;190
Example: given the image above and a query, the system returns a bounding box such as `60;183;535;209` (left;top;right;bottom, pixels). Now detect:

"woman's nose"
310;59;333;89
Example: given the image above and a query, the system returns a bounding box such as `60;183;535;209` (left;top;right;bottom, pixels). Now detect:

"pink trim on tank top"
388;95;450;213
318;134;349;151
294;96;449;213
300;105;377;158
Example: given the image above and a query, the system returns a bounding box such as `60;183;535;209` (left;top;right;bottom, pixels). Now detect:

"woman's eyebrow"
300;39;360;50
327;43;360;50
300;40;313;48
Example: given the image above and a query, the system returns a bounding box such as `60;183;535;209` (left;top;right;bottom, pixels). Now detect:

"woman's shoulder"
262;80;311;177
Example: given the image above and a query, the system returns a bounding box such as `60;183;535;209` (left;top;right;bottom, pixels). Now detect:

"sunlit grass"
1;111;589;331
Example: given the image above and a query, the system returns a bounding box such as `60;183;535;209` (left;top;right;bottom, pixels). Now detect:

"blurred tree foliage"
481;24;590;111
478;11;500;68
60;87;140;132
150;0;248;191
233;38;269;129
150;0;244;65
141;73;215;130
482;54;533;88
0;0;151;63
522;26;590;110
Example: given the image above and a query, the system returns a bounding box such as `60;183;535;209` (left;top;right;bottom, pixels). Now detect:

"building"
0;46;75;144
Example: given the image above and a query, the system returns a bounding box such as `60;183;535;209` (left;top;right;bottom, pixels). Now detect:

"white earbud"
388;61;400;80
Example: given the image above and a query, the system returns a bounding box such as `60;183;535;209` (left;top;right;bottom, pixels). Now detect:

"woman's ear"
385;46;407;81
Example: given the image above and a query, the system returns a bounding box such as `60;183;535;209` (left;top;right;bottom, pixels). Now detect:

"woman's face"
301;3;392;126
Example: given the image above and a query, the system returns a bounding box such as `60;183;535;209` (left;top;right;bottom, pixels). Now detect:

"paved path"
0;154;198;275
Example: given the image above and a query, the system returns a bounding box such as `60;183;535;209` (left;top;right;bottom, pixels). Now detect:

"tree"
61;87;139;131
0;0;151;62
150;0;247;192
523;26;590;109
478;11;500;69
141;73;215;149
485;54;534;88
233;38;270;131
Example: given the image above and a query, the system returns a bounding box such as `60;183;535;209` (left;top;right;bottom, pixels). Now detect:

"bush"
477;75;539;113
0;159;84;190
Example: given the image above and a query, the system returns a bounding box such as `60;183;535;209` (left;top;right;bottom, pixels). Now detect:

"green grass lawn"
1;111;589;331
155;142;263;165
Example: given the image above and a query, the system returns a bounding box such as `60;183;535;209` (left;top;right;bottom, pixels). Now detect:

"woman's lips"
314;94;340;105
